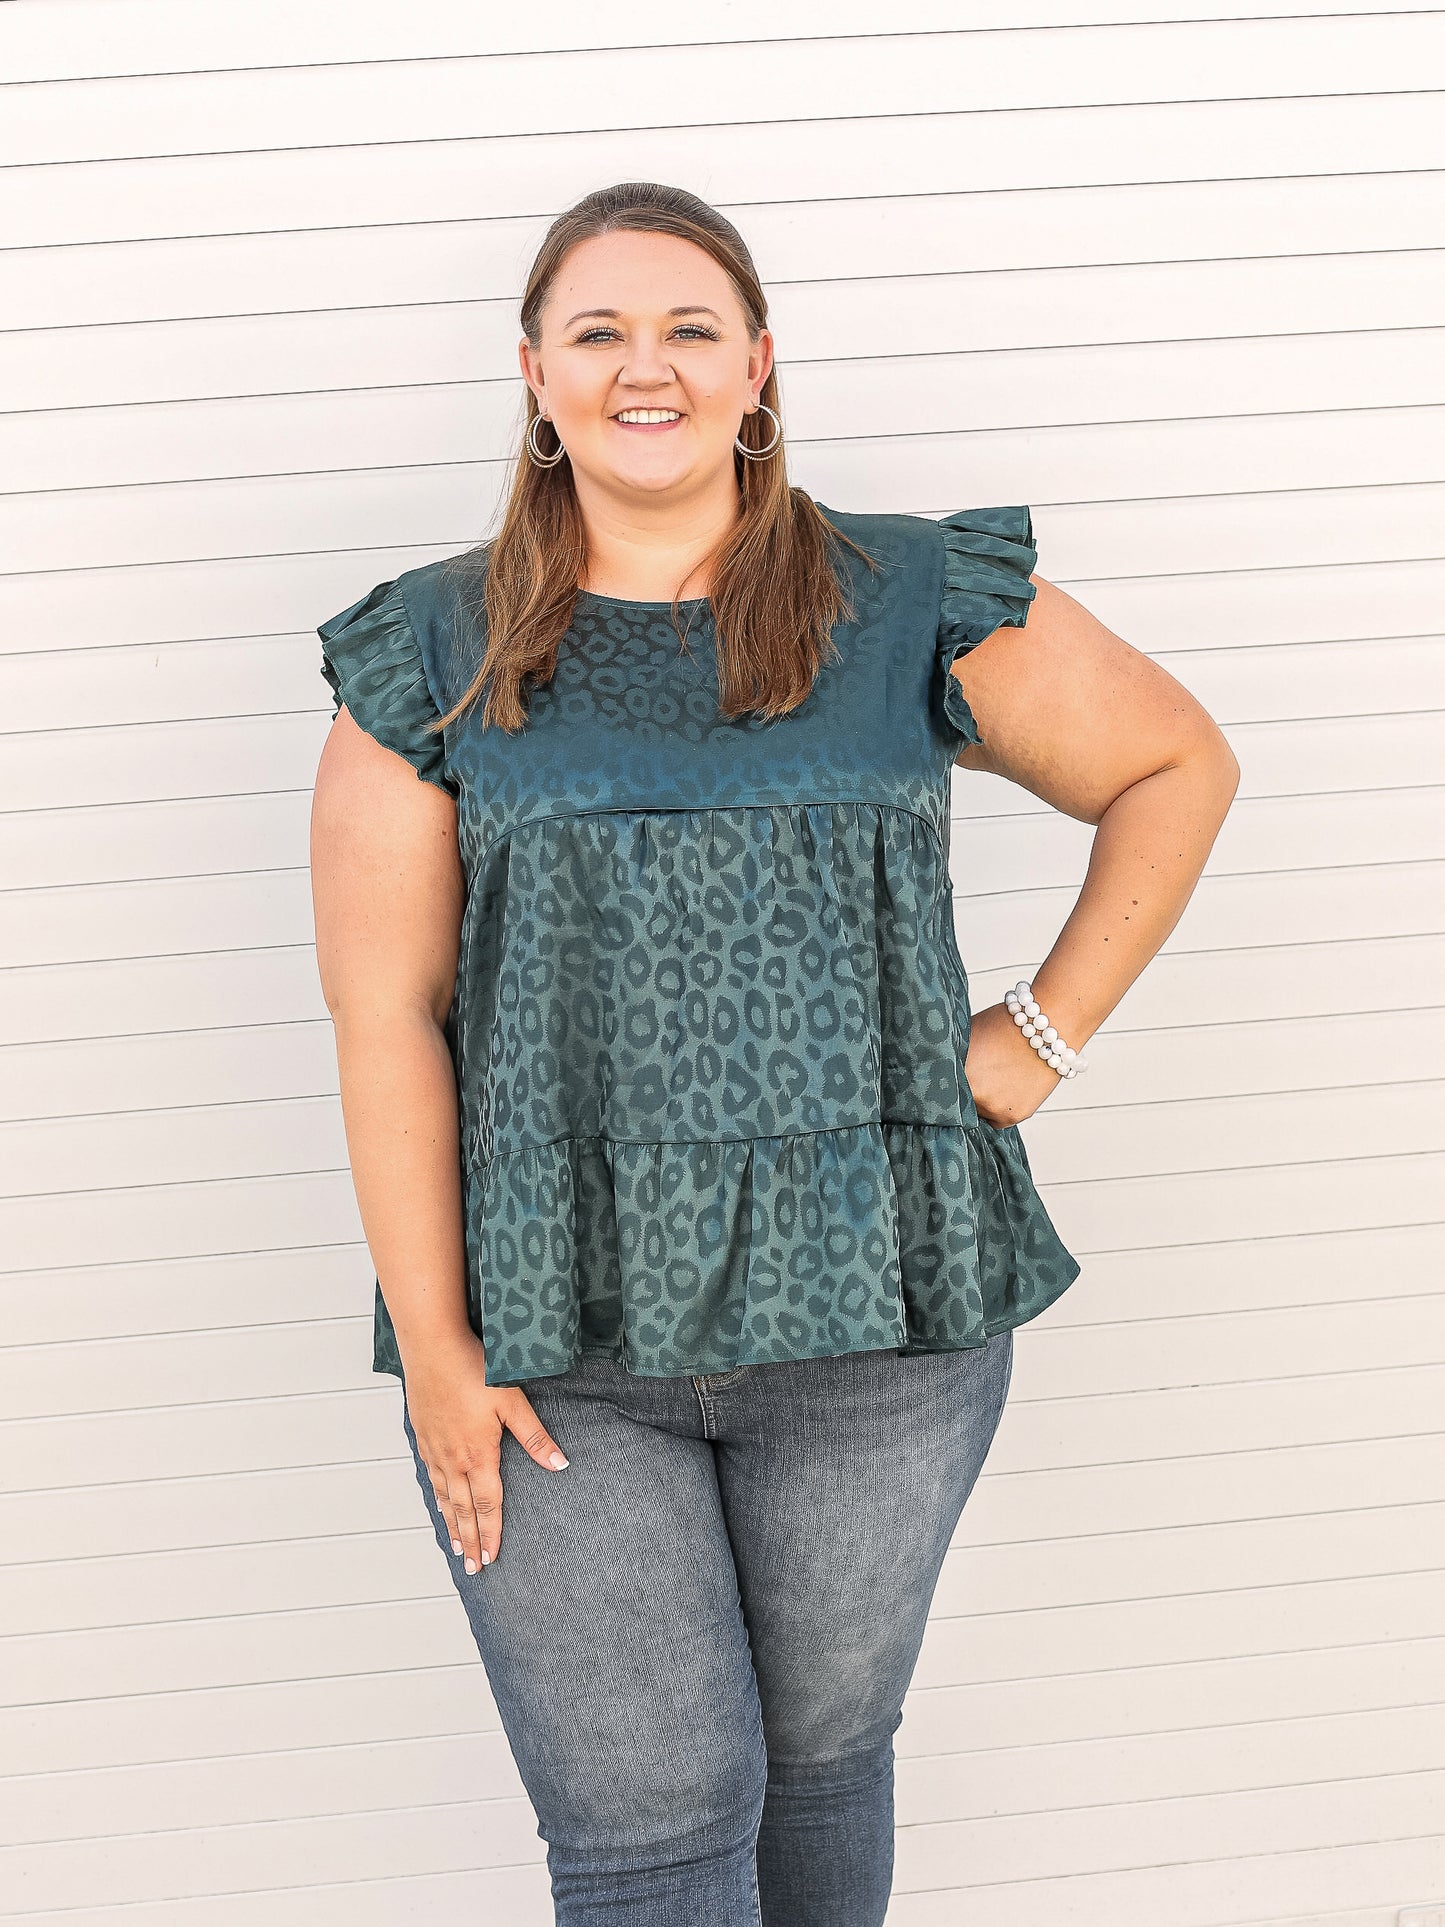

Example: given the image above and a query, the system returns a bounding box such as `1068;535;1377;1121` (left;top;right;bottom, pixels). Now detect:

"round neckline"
574;586;711;612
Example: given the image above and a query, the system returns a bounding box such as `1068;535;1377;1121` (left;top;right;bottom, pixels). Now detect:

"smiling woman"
310;179;1238;1927
430;213;873;736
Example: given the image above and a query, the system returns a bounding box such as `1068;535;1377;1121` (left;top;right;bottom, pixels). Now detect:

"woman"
310;181;1239;1926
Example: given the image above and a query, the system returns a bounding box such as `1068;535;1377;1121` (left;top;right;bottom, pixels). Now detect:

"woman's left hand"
963;1000;1064;1128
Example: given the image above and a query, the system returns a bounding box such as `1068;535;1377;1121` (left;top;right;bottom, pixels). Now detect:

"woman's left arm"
953;574;1242;1127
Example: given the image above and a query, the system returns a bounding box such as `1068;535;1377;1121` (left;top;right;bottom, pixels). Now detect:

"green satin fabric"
319;503;1082;1385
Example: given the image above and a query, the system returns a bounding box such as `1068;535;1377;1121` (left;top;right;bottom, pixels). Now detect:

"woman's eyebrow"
563;305;726;328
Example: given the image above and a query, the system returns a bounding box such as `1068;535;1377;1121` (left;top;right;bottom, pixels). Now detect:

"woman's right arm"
309;702;571;1570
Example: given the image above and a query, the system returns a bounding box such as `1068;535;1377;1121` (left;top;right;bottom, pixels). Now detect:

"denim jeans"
401;1328;1015;1926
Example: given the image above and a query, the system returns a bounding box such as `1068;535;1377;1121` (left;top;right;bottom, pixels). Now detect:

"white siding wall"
2;2;1442;1920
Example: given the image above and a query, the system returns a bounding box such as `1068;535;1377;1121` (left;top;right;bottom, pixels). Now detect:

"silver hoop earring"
526;413;567;469
735;402;782;461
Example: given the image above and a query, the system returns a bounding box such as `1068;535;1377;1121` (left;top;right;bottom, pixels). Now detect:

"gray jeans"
402;1329;1015;1926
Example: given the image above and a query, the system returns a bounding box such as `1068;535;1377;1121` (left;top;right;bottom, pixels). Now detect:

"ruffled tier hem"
438;1118;1081;1386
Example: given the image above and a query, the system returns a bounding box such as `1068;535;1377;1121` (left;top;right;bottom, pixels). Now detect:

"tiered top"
319;502;1081;1386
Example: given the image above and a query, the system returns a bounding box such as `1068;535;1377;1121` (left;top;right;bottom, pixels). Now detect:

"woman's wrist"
1005;978;1090;1079
389;1286;478;1370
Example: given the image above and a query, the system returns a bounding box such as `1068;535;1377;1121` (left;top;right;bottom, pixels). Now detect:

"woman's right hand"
402;1334;571;1572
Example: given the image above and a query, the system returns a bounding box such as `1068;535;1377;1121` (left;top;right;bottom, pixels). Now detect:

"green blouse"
319;502;1081;1386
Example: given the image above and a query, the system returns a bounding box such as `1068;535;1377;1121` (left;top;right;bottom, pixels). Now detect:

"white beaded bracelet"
1004;979;1088;1079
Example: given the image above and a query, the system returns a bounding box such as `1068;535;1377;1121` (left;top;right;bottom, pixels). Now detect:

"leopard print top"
319;501;1081;1386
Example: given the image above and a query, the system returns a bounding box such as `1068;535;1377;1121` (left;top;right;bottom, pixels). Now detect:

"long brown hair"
432;181;882;736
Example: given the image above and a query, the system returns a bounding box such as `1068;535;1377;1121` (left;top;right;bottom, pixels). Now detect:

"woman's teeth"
615;410;682;424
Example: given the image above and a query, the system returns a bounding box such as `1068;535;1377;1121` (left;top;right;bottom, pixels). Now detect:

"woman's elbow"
1206;725;1242;800
1182;722;1243;823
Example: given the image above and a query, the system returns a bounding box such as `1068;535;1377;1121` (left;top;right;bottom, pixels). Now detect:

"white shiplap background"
2;2;1443;1921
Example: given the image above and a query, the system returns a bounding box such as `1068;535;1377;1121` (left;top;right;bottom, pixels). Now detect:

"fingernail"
479;1549;492;1565
451;1539;463;1556
549;1451;569;1469
464;1558;477;1574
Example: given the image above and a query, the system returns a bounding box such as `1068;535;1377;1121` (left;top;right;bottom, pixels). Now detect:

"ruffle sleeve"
318;577;456;795
935;506;1039;749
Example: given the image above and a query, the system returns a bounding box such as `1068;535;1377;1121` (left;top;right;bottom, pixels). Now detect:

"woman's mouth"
611;410;685;432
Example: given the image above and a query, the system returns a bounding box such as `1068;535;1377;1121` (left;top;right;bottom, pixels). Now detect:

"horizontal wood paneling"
7;15;1444;170
5;0;1441;85
4;94;1442;251
3;2;1442;1920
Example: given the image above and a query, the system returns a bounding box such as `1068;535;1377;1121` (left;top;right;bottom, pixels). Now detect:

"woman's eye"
575;325;719;344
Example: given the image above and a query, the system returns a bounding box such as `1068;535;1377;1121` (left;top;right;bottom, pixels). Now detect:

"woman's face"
520;229;773;506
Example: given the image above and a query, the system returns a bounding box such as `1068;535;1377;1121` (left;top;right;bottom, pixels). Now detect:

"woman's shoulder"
814;499;1032;597
386;547;491;703
811;498;937;565
393;545;488;624
815;498;1032;566
812;499;1034;643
